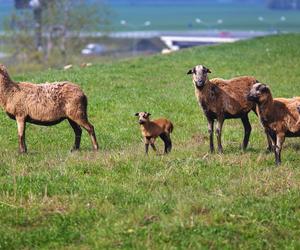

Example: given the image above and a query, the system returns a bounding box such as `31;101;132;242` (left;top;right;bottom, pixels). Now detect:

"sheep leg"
145;144;150;154
241;115;252;151
216;117;224;153
16;117;27;153
75;120;99;151
144;137;150;155
253;106;273;152
207;119;214;153
274;133;285;166
159;133;172;154
265;130;274;153
150;138;157;152
150;144;156;152
166;134;172;153
68;119;82;151
268;130;277;152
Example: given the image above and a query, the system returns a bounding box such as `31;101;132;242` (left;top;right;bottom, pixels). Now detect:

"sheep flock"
1;63;300;166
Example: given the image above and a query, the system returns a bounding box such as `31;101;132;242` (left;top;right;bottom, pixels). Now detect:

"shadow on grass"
286;142;300;151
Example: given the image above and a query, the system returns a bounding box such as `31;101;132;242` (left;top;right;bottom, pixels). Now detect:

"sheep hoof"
241;144;248;151
70;148;80;153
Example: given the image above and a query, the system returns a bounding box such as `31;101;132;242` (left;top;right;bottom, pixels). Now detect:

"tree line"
4;0;110;67
267;0;300;9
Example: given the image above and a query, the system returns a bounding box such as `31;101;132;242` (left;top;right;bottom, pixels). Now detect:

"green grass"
1;34;300;249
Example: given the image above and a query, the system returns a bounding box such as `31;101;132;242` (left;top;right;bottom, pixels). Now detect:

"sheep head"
187;65;211;89
135;112;151;124
247;83;271;104
0;64;12;83
297;103;300;114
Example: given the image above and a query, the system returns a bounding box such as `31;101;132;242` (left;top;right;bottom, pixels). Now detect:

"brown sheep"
187;64;271;153
135;112;173;154
297;101;300;125
247;82;300;165
0;64;99;153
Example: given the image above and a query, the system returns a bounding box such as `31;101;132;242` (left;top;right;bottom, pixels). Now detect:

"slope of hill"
0;34;300;249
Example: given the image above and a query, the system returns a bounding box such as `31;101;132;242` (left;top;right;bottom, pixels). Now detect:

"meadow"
0;34;300;249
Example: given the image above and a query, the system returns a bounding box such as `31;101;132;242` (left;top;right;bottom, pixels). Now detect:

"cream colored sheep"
0;64;99;153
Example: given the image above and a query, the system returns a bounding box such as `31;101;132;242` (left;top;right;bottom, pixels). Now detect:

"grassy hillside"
0;34;300;249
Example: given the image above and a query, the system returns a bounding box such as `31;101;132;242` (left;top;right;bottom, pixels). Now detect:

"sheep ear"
187;69;193;75
135;113;139;116
147;112;151;116
204;67;211;73
187;68;196;75
260;84;269;92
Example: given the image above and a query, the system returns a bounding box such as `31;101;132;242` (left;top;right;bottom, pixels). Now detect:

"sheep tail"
169;122;174;133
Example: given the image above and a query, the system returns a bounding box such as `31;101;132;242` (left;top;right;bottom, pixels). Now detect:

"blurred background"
0;0;299;72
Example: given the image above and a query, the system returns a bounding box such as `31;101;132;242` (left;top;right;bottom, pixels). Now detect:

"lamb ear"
147;112;151;116
134;113;139;116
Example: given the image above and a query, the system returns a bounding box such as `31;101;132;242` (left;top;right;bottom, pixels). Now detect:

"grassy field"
1;34;300;249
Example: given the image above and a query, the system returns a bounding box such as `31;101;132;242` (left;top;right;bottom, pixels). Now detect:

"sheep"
187;64;270;153
135;112;173;154
0;64;99;153
296;104;300;126
247;82;300;165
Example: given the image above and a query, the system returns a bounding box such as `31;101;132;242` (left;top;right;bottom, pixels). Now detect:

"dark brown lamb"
0;64;99;153
247;82;300;165
187;64;271;153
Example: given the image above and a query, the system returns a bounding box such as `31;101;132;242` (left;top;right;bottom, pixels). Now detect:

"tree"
5;0;111;65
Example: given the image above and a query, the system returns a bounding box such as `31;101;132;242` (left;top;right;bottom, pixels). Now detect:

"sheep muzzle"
247;94;258;102
195;80;205;89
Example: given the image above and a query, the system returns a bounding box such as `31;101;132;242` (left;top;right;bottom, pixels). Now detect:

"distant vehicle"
81;43;106;56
